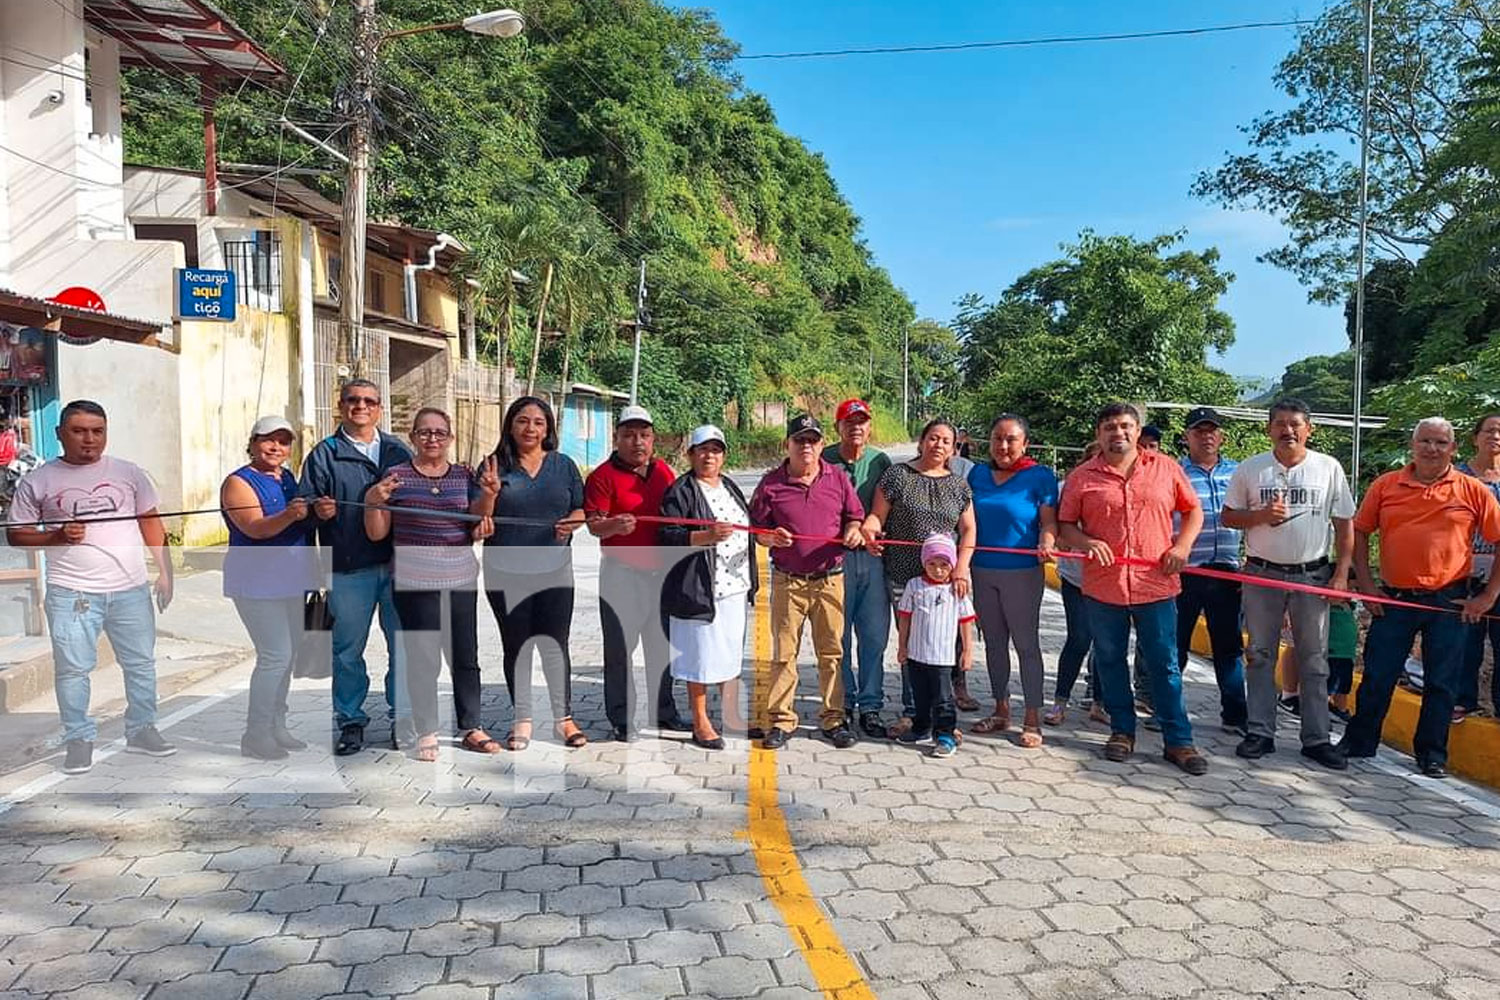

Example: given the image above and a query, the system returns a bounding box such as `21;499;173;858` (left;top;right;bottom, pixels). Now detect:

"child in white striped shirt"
896;534;976;757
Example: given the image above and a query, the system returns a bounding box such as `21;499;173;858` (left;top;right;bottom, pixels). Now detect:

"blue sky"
702;0;1348;384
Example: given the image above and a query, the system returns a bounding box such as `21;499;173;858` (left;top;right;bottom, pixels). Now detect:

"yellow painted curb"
743;548;874;1000
1045;563;1500;789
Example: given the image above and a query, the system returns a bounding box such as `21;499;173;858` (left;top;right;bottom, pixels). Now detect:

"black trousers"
392;587;481;737
908;659;957;738
599;559;679;728
485;567;575;721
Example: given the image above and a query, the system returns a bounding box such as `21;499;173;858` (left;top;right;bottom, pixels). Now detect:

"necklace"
413;462;450;496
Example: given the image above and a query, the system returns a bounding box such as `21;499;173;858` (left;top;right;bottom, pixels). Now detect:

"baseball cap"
835;398;872;422
688;424;726;449
1185;406;1224;429
250;415;295;438
920;533;957;567
1141;424;1163;442
786;414;823;440
617;404;653;426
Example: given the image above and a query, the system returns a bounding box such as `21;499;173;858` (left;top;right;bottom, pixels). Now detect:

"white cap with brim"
688;424;726;449
618;404;653;426
250;415;295;438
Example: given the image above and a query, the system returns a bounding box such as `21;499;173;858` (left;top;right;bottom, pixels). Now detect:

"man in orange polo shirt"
1339;417;1500;778
1058;402;1209;774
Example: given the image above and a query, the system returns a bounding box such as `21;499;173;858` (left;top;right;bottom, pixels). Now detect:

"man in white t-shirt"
5;400;177;775
1222;398;1355;769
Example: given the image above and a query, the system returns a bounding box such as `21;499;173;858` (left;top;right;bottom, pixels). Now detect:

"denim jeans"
907;658;956;738
1176;571;1248;728
233;596;303;733
1055;579;1099;702
44;584;157;743
1343;583;1468;766
329;564;399;728
840;549;890;714
1086;596;1194;748
1460;578;1500;712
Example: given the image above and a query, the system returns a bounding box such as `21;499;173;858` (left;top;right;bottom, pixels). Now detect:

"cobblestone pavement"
2;538;1500;999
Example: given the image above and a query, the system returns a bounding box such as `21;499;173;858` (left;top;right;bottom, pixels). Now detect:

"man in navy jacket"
301;379;412;755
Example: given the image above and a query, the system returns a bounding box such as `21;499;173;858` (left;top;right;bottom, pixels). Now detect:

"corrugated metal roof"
0;288;162;343
85;0;284;80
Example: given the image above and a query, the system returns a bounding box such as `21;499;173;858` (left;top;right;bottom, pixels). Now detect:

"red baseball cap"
835;399;872;422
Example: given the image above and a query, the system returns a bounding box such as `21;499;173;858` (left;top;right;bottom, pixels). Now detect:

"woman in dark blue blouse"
483;396;586;750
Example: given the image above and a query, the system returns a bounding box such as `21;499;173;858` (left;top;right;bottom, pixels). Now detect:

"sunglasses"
342;396;380;407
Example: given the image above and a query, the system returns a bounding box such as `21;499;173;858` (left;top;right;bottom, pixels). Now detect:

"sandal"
415;734;440;763
953;681;981;712
1042;703;1067;726
461;729;503;754
506;722;532;752
1018;727;1044;749
555;718;588;749
972;706;1010;734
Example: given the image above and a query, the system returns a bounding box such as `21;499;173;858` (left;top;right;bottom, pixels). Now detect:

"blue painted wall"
556;393;614;471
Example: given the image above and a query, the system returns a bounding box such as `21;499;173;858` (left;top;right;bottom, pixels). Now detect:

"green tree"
1192;0;1500;303
1277;351;1356;411
958;231;1239;447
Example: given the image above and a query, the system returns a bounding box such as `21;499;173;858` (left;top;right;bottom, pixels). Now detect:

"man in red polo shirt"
586;405;689;741
1058;401;1209;775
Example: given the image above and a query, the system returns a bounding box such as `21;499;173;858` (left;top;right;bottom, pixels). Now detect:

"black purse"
293;590;335;679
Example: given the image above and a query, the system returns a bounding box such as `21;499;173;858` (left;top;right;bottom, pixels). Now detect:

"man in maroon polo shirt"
750;414;866;750
586;405;689;741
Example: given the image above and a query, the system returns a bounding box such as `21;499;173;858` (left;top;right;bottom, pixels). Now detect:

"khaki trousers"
765;570;847;733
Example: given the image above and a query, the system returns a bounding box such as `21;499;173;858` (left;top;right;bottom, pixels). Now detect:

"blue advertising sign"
176;269;237;321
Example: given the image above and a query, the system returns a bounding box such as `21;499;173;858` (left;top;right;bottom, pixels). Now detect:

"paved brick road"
2;537;1499;999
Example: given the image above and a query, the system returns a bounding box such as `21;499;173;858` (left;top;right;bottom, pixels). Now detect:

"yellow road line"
744;550;874;1000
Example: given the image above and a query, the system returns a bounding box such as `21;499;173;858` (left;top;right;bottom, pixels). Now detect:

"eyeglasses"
342;396;380;407
413;429;451;440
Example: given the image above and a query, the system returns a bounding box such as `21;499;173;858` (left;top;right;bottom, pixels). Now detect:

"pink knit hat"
920;533;957;567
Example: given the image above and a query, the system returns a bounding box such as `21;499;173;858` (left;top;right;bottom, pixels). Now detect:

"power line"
736;19;1313;61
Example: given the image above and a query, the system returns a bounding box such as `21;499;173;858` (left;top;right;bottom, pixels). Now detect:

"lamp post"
1350;0;1373;493
339;6;525;377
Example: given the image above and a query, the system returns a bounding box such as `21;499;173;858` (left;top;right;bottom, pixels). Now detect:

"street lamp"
339;7;525;378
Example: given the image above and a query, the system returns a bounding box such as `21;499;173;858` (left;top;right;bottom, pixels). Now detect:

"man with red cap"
823;399;894;737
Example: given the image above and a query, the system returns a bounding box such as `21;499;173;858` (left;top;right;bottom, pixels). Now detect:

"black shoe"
271;726;307;751
1300;742;1347;770
747;727;766;741
859;712;886;739
1419;758;1449;779
1223;720;1248;737
62;740;93;774
692;733;726;751
125;726;177;757
1328;703;1352;723
1335;737;1376;759
762;728;790;750
1235;734;1276;759
334;724;364;756
823;723;857;749
657;715;693;733
611;724;632;743
1279;695;1301;717
241;732;289;761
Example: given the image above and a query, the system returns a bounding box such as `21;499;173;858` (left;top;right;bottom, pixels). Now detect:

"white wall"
56;339;183;514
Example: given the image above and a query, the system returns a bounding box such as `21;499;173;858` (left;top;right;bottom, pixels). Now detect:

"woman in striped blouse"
365;408;500;761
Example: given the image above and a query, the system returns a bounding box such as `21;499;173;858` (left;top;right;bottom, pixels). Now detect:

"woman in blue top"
483;396;587;751
967;414;1058;748
221;415;319;760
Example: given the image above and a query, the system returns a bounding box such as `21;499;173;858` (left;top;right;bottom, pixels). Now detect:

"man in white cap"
586;404;689;740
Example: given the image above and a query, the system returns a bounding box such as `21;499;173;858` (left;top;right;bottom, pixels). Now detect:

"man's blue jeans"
1343;583;1467;766
329;564;399;728
44;584;157;744
1086;596;1194;748
840;549;890;714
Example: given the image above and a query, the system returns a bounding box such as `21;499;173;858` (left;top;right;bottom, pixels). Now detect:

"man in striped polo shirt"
1175;407;1248;734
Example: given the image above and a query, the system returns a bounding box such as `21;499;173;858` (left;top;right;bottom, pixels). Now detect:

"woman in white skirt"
658;425;759;749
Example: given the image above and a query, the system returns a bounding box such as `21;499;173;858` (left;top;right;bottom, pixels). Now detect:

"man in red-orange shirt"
585;405;689;741
1058;402;1209;774
1339;417;1500;778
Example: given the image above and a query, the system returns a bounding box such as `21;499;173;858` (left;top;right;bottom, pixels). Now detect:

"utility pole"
339;0;378;379
902;324;910;431
1350;0;1374;495
628;258;646;405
